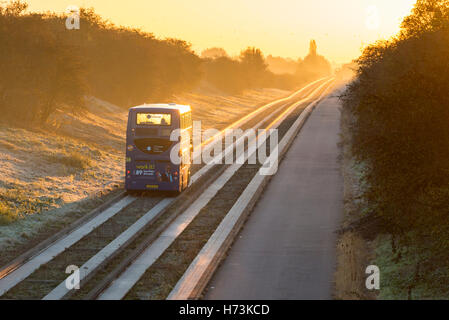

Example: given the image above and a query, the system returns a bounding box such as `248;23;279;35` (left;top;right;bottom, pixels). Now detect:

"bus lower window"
160;128;172;137
135;128;158;136
136;113;171;126
134;138;173;154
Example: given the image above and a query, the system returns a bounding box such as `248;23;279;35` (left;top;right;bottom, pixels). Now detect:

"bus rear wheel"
179;174;185;193
187;171;191;188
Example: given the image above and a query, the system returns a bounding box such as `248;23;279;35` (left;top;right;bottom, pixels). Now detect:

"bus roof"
129;103;191;114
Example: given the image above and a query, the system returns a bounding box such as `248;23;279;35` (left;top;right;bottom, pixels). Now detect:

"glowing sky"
25;0;416;64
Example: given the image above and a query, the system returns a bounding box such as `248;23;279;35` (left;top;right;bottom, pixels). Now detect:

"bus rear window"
136;113;171;126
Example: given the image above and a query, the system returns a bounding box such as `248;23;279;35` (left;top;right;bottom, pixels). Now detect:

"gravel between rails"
1;195;162;299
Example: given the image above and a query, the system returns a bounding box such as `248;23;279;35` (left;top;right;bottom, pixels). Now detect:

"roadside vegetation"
0;1;331;126
341;0;449;299
201;40;331;94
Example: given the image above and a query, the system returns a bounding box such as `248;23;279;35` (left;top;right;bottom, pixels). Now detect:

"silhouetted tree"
201;47;228;59
0;1;203;123
0;1;87;123
400;0;449;38
239;47;269;88
265;55;298;74
295;40;331;82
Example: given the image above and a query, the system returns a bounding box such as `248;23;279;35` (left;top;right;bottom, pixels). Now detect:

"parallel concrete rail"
0;196;136;297
167;79;335;300
44;103;282;300
97;120;277;299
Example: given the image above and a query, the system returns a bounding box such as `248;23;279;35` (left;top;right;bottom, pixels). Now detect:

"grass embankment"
0;97;126;228
338;0;449;299
0;138;105;226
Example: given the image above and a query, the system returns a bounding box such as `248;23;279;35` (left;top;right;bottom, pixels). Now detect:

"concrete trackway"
205;89;343;300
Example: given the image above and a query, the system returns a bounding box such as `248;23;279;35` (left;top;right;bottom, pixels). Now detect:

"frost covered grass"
46;151;92;170
0;183;63;225
335;84;377;300
0;201;17;225
374;235;449;300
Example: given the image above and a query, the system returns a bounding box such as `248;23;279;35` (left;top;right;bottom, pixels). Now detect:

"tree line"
201;41;332;94
342;0;449;298
0;1;331;124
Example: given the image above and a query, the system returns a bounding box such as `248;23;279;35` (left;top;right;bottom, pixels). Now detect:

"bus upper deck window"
136;113;171;126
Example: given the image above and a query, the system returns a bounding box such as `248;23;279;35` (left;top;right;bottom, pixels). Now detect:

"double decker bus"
125;104;193;192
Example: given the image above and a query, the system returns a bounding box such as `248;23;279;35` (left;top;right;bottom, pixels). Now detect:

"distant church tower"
309;40;317;56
